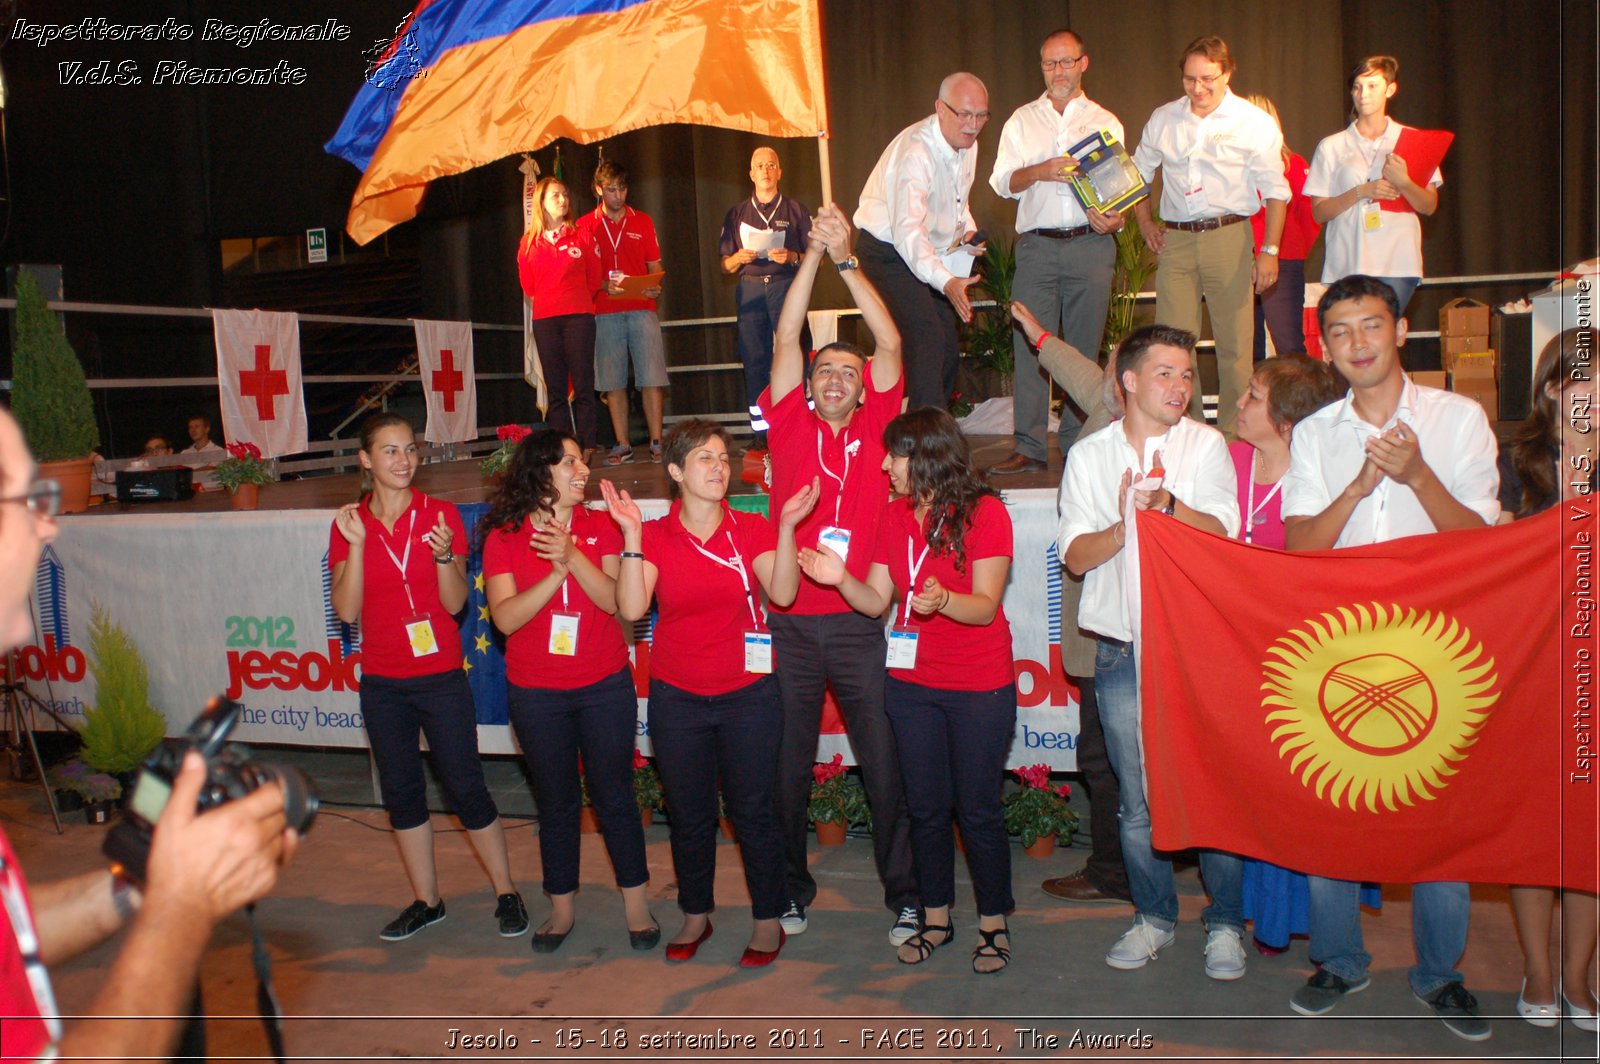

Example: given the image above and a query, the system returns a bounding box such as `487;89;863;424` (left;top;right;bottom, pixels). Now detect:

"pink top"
1230;441;1286;550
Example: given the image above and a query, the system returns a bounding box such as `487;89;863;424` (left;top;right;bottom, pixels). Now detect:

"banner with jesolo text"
19;489;1082;769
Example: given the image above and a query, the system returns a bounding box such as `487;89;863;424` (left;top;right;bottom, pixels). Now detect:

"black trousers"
532;312;598;447
1074;674;1131;900
856;231;960;410
770;611;918;913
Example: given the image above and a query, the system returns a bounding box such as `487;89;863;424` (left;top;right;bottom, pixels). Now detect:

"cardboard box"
1412;371;1447;390
1442;334;1491;363
1451;380;1499;421
1451;351;1497;381
1440;297;1491;337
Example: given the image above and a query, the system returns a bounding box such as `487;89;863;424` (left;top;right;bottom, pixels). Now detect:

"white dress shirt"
1281;377;1500;546
989;93;1124;233
855;114;978;293
1305;118;1443;282
1130;90;1290;222
1059;416;1240;641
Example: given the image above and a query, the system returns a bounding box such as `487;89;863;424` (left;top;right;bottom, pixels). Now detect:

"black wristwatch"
434;549;456;564
835;255;859;272
1161;492;1178;517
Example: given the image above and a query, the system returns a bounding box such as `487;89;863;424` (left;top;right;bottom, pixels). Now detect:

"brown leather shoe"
984;452;1047;476
1041;870;1128;904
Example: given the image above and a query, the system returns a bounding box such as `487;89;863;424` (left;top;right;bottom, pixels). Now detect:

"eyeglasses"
937;99;990;124
1182;74;1222;88
1042;55;1084;70
0;480;61;518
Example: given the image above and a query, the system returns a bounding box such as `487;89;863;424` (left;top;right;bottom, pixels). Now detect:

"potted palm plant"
78;606;168;786
9;271;100;512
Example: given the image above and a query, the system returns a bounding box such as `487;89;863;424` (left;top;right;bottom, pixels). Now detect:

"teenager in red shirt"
330;413;525;942
801;407;1016;974
517;177;605;452
480;430;657;953
600;421;817;967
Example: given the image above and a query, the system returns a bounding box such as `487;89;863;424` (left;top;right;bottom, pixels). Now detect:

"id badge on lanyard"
380;509;439;658
544;520;581;656
689;525;769;673
886;525;936;670
816;427;859;564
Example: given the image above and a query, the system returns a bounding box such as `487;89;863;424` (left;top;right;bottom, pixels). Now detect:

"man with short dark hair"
1281;274;1499;1041
855;72;989;409
1058;323;1243;977
1131;36;1289;436
987;29;1123;476
181;415;222;457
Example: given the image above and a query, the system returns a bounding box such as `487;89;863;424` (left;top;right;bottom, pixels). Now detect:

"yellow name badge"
1362;200;1383;231
405;617;438;657
549;613;580;657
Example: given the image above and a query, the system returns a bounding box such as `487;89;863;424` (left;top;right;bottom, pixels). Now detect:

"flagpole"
818;134;833;207
813;0;834;207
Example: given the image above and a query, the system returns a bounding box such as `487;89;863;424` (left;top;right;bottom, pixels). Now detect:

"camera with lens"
104;695;319;884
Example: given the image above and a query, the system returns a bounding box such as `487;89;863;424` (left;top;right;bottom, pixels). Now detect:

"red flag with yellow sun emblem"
1135;503;1593;890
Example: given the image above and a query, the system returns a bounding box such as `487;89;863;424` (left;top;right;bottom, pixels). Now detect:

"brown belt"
1031;225;1094;240
1166;215;1248;233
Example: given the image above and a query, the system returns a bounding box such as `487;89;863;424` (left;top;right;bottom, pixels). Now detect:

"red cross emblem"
431;348;464;413
238;344;289;421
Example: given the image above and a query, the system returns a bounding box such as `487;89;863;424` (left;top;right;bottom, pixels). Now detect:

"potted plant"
78;605;168;785
76;770;123;824
9;271;100;512
808;753;858;846
1001;763;1078;857
1102;212;1161;359
46;757;91;812
954;238;1018;404
480;424;532;477
632;749;662;827
214;442;273;510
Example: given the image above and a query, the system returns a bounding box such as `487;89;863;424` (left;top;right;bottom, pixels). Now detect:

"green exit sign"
306;228;327;264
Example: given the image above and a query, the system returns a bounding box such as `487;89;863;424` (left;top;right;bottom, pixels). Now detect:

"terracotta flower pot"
39;457;95;514
814;819;847;846
579;807;601;833
229;483;260;510
1024;833;1057;859
85;800;117;825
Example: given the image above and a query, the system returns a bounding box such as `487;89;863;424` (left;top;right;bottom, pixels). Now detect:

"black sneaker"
1289;967;1371;1015
379;898;446;941
1415;981;1491;1042
778;899;808;935
495;892;529;937
888;905;922;946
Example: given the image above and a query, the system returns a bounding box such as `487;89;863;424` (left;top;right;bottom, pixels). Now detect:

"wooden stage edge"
72;434;1058;517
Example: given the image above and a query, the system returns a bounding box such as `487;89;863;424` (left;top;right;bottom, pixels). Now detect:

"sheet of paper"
613;271;665;297
739;224;786;256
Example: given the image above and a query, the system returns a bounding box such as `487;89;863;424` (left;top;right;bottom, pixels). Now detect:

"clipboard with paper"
1379;127;1453;213
612;271;665;297
1064;128;1149;215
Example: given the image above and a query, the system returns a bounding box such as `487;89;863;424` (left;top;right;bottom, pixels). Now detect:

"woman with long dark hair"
600;419;816;967
480;429;656;953
517;176;605;453
329;413;524;942
800;407;1016;974
1501;328;1598;1030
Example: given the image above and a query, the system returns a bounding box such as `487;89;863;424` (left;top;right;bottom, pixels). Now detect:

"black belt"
740;274;784;284
1031;225;1094;240
1166;215;1248;233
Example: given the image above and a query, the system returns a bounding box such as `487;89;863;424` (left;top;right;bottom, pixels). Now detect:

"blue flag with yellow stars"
457;502;508;725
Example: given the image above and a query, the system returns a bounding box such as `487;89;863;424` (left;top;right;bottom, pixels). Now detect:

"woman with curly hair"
479;429;657;953
799;407;1015;974
1500;328;1598;1030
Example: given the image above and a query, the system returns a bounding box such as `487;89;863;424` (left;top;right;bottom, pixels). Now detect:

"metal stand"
0;652;69;834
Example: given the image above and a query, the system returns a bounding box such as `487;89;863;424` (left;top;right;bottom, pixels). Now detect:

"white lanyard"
377;508;421;614
752;193;782;228
0;851;62;1043
598;209;626;265
688;526;761;629
902;516;944;624
1244;451;1283;545
553;516;574;611
816;425;853;525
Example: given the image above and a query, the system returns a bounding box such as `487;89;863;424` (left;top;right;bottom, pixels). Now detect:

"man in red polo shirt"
761;204;921;946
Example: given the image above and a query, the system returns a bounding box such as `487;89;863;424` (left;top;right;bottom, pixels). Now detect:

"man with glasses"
1130;35;1289;438
987;28;1123;477
854;72;989;409
0;407;299;1060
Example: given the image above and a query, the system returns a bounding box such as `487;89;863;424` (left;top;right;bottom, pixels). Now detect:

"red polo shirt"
481;506;628;689
873;494;1014;692
641;501;777;695
763;370;904;615
0;828;55;1062
575;207;661;315
328;492;467;679
517;226;603;320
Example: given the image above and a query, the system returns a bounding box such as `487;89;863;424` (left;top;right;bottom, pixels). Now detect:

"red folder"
1380;127;1454;212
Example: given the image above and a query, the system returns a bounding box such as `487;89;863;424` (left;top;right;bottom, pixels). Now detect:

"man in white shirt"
181;415;223;457
1281;274;1498;1041
1130;36;1289;437
1058;324;1244;979
987;29;1123;476
854;72;988;409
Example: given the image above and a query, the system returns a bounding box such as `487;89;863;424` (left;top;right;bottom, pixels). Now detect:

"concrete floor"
4;749;1596;1063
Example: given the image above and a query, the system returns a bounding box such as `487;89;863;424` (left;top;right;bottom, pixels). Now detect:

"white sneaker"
1104;918;1175;970
1202;927;1247;981
778;900;808;935
888;905;922;946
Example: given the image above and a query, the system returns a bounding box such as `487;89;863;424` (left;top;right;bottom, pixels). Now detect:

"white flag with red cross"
413;319;477;444
213;309;308;458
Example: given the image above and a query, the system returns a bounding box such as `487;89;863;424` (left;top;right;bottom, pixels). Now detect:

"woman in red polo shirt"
329;413;525;943
600;419;816;968
480;429;657;954
517;177;605;453
800;407;1015;974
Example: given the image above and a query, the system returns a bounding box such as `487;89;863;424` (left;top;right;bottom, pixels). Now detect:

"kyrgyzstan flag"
213;309;308;459
414;319;477;444
1135;504;1594;891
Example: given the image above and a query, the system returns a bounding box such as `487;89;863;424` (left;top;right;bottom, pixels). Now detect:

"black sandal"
972;926;1010;974
896;920;954;965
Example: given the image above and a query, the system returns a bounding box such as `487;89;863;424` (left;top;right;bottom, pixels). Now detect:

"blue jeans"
735;274;808;432
507;668;648;896
1095;638;1243;932
1307;876;1467;995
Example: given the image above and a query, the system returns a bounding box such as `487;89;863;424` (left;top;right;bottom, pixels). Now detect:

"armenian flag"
327;0;829;243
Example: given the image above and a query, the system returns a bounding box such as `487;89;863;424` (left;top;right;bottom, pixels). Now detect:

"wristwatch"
835;255;859;272
1161;492;1178;517
433;549;456;564
1260;244;1280;256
